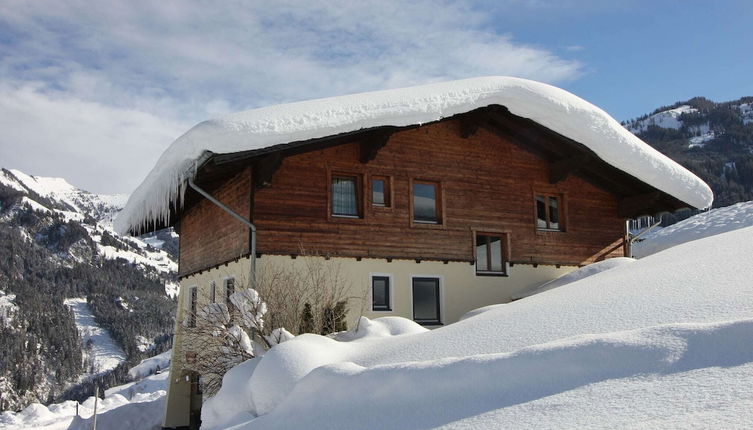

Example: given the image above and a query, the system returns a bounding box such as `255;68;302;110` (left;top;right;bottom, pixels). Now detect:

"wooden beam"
458;112;489;138
549;154;592;183
253;152;283;188
359;131;392;163
619;191;661;218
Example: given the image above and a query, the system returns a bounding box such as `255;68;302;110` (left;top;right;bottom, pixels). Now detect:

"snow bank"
227;225;753;426
0;371;168;430
510;257;635;299
335;316;428;341
116;76;712;235
67;392;165;430
244;319;753;430
633;200;753;257
201;358;261;430
127;349;171;380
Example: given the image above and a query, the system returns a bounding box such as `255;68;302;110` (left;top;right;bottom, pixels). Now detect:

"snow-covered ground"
0;352;171;430
198;208;753;429
0;372;168;430
633;201;753;257
64;298;126;378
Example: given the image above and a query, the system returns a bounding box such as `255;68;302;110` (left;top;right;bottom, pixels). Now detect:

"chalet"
115;76;712;429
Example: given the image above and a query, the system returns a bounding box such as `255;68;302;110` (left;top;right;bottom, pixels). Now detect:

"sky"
0;0;751;194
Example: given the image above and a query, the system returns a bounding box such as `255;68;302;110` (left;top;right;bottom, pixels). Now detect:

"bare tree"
181;247;364;396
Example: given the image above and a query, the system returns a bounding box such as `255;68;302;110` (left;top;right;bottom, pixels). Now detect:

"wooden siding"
248;119;625;266
179;167;252;276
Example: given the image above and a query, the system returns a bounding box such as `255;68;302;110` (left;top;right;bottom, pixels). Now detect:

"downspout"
187;178;257;289
627;216;662;258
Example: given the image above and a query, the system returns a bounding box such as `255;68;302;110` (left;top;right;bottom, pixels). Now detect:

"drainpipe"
187;178;257;289
627;216;662;258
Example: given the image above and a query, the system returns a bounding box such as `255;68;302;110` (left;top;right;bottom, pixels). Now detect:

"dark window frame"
410;179;444;227
209;281;216;303
474;232;509;276
370;175;392;208
188;286;198;328
412;277;442;325
535;193;565;232
327;170;365;220
371;275;392;311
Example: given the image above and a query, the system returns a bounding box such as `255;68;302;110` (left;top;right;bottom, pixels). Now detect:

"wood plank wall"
179;167;252;276
249;119;625;266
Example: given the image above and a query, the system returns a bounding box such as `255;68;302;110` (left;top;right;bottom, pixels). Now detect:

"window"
475;234;507;275
331;174;361;217
371;176;390;207
412;277;441;325
536;194;563;231
187;286;197;328
412;180;441;224
371;276;391;311
209;281;216;303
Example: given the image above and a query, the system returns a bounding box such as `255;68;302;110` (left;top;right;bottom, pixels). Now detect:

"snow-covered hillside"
633;201;753;257
0;168;177;278
625;104;698;133
0;167;178;412
64;298;127;379
200;215;753;428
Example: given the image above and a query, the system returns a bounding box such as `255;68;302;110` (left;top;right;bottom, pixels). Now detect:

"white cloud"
0;81;187;194
0;0;582;193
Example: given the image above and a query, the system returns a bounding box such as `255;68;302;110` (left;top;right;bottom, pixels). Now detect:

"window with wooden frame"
371;176;391;207
371;275;391;311
536;194;564;231
209;281;216;303
412;180;442;224
475;233;508;276
331;173;362;218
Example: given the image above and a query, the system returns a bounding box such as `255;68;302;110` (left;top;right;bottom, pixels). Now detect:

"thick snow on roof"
115;76;713;235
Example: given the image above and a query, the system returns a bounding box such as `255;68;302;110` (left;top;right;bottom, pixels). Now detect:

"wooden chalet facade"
121;78;710;430
178;104;686;278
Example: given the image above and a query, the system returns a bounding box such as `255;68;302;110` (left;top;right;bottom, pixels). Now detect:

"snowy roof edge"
114;76;713;235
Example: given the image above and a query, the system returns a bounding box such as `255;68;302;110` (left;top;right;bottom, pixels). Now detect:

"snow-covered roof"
115;76;713;235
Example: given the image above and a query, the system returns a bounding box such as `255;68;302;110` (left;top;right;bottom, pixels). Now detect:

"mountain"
622;96;753;210
0;168;177;412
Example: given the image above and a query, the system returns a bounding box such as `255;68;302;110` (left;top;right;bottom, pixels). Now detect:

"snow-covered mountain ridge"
621;96;753;210
0;168;177;413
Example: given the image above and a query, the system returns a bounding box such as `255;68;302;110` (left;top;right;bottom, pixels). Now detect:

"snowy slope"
203;223;753;429
116;76;712;235
0;168;177;275
7;169;127;226
633;200;753;257
64;298;126;379
0;369;169;430
625;105;698;133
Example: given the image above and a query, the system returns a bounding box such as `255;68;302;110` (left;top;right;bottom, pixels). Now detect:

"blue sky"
0;0;750;194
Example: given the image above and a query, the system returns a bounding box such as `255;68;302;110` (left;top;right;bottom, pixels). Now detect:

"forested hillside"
623;97;753;211
0;169;177;411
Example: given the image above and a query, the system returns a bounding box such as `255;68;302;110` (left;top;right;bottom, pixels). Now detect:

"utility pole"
92;385;98;430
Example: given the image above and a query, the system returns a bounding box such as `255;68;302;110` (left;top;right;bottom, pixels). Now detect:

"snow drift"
204;224;753;429
115;76;712;235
